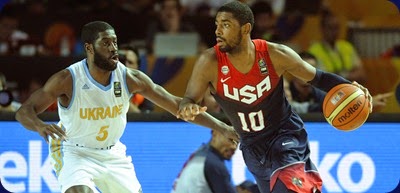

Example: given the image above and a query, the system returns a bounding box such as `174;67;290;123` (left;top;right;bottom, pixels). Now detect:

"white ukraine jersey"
58;59;131;148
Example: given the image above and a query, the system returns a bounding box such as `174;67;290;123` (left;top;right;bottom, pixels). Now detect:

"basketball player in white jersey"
15;21;238;193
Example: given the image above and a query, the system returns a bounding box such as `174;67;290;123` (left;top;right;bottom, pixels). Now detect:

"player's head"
82;21;118;71
215;1;254;52
210;130;238;160
119;44;141;70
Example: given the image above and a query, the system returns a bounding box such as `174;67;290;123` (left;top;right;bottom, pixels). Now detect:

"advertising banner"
0;121;399;193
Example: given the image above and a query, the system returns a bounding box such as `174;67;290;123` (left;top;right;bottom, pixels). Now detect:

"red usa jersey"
213;40;301;144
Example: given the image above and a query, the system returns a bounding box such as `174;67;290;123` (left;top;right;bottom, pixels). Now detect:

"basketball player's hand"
37;123;67;143
177;103;207;121
352;81;373;113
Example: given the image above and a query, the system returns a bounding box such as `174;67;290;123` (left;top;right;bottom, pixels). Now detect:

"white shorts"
50;141;142;193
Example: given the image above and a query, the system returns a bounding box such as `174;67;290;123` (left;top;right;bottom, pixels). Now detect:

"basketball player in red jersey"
177;1;373;193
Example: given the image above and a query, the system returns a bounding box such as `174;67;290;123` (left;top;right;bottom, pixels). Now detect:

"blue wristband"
308;69;351;92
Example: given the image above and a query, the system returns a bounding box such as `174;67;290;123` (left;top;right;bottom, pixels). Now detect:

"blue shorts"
241;129;322;193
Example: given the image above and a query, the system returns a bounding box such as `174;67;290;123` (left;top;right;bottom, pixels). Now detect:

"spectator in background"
146;0;195;53
43;22;77;56
0;4;30;55
308;9;367;84
180;0;229;16
18;0;50;45
119;44;154;113
0;72;21;112
172;129;238;193
250;1;278;41
146;0;197;85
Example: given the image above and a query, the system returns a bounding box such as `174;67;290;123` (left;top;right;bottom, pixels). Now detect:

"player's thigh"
96;156;141;193
57;150;100;193
65;185;95;193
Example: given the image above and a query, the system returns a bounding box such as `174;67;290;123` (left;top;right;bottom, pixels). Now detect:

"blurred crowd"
0;0;322;57
1;0;399;114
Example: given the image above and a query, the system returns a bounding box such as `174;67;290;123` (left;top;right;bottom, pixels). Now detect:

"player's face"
93;30;119;71
215;12;243;53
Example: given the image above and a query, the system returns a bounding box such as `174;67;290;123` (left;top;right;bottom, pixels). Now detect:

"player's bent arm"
179;49;218;120
268;42;350;92
181;49;217;106
15;70;72;132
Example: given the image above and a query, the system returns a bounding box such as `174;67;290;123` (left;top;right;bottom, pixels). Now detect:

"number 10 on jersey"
238;110;265;132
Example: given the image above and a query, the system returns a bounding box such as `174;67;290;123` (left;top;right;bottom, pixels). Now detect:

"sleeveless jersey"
213;40;304;145
58;59;131;148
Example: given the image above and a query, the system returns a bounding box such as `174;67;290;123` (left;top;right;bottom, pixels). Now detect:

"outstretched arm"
126;68;238;141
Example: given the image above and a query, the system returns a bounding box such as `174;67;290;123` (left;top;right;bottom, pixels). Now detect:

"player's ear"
242;23;252;35
84;43;94;54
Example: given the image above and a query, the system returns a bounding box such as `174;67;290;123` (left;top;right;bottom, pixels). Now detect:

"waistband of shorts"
74;144;115;150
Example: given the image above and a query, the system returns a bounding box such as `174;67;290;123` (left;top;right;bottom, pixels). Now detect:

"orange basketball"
323;84;370;131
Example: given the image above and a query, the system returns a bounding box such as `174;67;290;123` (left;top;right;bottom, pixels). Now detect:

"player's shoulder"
42;69;73;94
267;41;297;58
266;41;287;52
51;69;73;84
200;47;218;62
192;48;218;71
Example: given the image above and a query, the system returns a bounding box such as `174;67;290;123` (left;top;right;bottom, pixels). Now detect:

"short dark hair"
81;21;114;44
217;1;254;28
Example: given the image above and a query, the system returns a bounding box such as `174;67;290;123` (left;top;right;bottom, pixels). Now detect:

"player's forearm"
308;69;351;92
189;112;229;133
15;105;45;132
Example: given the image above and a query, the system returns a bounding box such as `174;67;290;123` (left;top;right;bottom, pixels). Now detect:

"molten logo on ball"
338;99;362;123
323;84;370;131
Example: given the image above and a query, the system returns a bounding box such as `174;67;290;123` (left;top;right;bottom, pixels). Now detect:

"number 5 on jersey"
96;125;109;141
